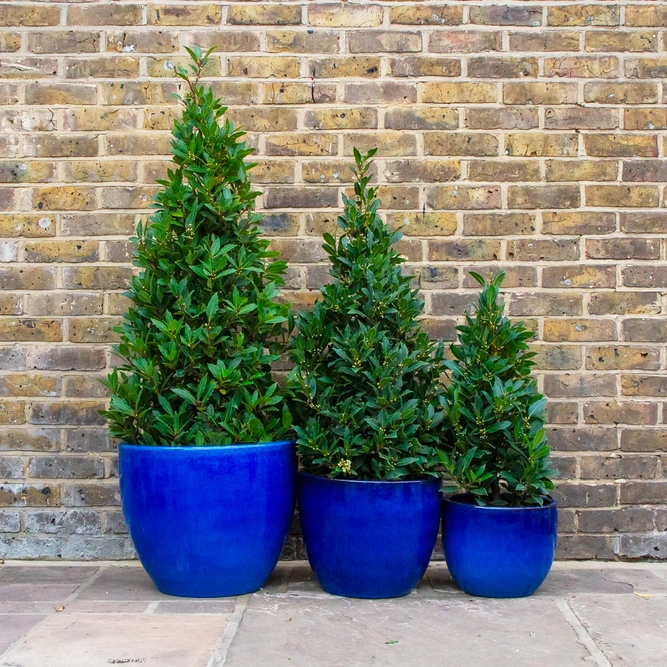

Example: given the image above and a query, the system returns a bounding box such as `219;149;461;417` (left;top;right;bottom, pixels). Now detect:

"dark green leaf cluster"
102;47;291;446
289;149;446;480
439;272;557;506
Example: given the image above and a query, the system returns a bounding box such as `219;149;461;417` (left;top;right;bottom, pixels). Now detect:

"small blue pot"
298;472;441;599
443;493;557;598
119;441;296;598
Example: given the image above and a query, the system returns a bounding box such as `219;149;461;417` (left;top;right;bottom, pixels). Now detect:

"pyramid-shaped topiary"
102;47;291;446
439;272;557;505
289;149;446;480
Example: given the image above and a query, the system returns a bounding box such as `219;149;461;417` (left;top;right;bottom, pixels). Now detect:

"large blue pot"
298;472;441;599
443;493;557;598
118;441;296;598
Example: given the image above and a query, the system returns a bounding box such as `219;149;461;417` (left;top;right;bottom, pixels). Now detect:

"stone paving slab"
571;595;667;666
224;595;593;667
0;561;665;666
0;614;229;667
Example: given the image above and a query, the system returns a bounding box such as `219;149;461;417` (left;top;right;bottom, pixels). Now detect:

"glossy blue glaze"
443;493;558;598
298;472;441;599
119;441;296;598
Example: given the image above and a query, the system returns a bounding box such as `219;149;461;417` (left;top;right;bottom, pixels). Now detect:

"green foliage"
439;272;557;506
288;149;446;480
102;46;292;446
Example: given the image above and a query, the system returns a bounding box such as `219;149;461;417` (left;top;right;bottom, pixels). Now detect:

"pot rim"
444;492;556;510
298;471;440;486
118;440;294;453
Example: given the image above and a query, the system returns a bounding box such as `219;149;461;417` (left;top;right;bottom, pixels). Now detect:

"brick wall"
0;0;666;561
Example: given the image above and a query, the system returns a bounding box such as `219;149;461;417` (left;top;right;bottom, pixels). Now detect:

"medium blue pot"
119;441;296;598
443;493;557;598
298;472;441;599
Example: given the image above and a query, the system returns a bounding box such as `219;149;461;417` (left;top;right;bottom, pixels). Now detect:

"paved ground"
0;561;665;666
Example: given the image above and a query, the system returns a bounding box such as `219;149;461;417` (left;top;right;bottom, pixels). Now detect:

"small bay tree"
102;47;291;446
289;149;446;480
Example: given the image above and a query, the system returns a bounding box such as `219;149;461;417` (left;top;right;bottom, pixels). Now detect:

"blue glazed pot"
298;472;441;599
118;441;296;598
443;493;557;598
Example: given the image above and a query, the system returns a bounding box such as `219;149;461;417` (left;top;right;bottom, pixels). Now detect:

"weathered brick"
62;267;133;291
230;4;300;26
389;5;462;26
621;482;667;505
252;160;296;185
621;375;667;397
384;159;460;184
263;82;334;105
388;213;457;237
429;31;501;53
0;375;59;398
584;134;658;158
547;402;579;424
556;482;618;508
344;81;417;105
544;374;617;398
587;238;659;260
308;4;381;28
349;31;422;54
470;161;541;182
585;401;658;426
584;82;658;104
24;136;98;159
545;107;619;131
508;185;580;209
621;429;667;452
0;484;59;507
586;30;657;52
65;57;140;79
310;56;380;79
228;56;300;79
503;82;577;105
508;238;579;262
389;57;460;78
0;161;55;184
589;292;661;316
543;265;616;289
100;81;179;106
148;4;221;26
386;107;458;131
622;319;667;343
545;56;619;79
510;294;582;318
544;319;617;343
423;82;497;104
587;345;660;370
470;6;542;26
267;31;339;54
546;160;619;183
506;133;578;158
586;185;659;208
427;185;502;211
466;108;538;131
625;5;667;27
29;456;104;480
67;5;143;26
23;509;102;535
547;5;619;27
108;30;180;54
542;212;615;236
579;508;655;533
0;4;60;27
265;187;338;210
343;132;417;157
30;402;105;426
28;31;101;54
509;31;579;52
427;239;501;262
425;133;498;157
